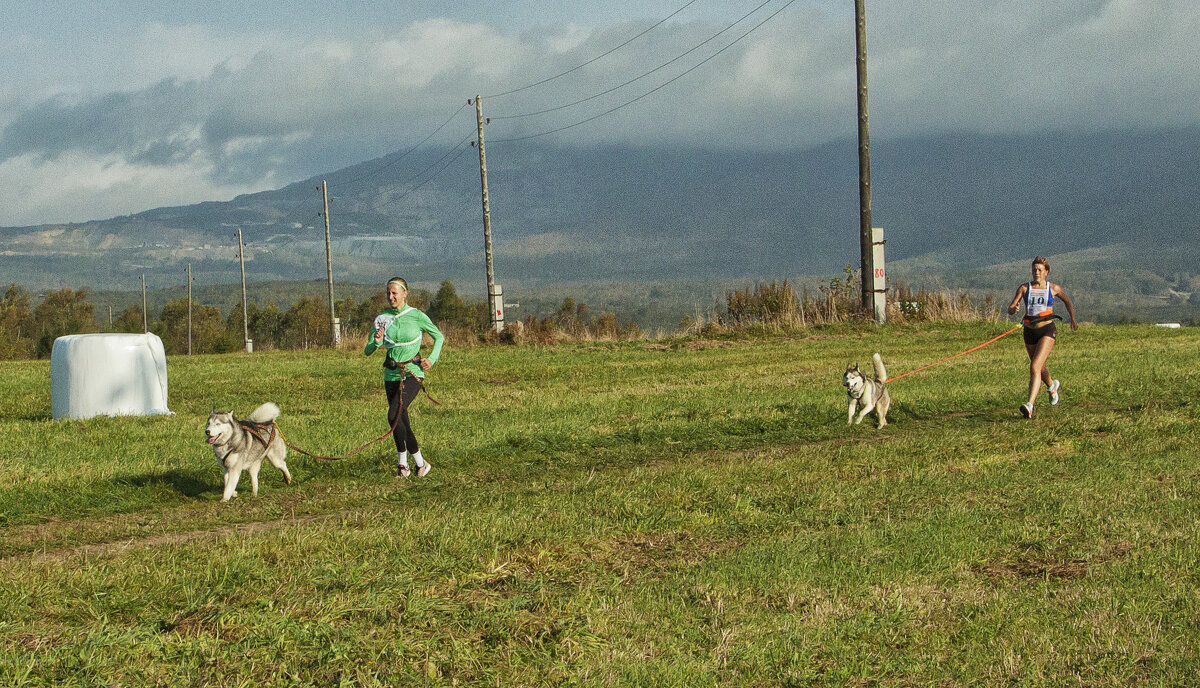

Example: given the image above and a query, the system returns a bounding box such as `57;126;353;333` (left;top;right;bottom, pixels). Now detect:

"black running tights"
385;376;422;454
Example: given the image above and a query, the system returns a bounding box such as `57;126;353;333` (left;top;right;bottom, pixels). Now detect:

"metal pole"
237;228;252;353
473;96;503;333
186;262;193;355
141;273;147;332
855;0;877;320
321;180;338;347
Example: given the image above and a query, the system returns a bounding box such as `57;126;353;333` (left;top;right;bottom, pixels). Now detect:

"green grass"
2;323;1199;686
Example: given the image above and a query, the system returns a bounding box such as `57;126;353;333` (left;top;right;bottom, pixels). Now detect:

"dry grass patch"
972;540;1136;582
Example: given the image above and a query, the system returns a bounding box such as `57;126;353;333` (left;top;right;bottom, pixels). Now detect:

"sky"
1;0;1197;227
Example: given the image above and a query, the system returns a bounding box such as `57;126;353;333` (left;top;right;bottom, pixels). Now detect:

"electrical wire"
390;131;478;202
336;102;470;189
491;0;773;121
483;0;701;100
492;0;799;144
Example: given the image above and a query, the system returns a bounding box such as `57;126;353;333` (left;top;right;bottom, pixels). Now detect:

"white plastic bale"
51;333;173;420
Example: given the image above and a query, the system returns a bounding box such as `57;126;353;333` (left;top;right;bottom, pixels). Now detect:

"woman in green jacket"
363;277;444;477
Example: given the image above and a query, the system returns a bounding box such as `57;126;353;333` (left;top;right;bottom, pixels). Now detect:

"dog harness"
844;367;881;400
217;420;277;467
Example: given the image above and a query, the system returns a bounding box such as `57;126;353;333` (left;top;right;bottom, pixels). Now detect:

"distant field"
81;269;1200;338
2;324;1199;685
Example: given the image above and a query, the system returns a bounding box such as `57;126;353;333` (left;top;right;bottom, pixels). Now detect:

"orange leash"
885;325;1021;384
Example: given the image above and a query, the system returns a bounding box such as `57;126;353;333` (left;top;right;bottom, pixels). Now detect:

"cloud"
867;0;1200;135
0;150;271;227
2;1;1198;226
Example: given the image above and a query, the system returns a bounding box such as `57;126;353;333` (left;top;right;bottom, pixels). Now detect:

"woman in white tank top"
1006;257;1078;419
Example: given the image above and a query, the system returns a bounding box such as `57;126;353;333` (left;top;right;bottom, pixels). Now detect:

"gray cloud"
1;0;1198;226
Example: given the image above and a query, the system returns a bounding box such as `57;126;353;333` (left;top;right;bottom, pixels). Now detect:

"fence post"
871;227;886;324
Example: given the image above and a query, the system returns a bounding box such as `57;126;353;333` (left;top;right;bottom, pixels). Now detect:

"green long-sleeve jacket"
363;306;445;382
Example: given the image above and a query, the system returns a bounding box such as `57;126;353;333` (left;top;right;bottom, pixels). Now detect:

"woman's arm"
419;312;445;368
1053;284;1078;330
1007;284;1027;315
364;326;385;355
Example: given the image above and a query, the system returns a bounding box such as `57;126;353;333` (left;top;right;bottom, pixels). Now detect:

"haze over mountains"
2;126;1197;298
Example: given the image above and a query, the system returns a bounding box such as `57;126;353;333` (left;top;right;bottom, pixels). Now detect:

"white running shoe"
1020;402;1033;419
1048;379;1060;406
396;464;411;478
417;462;432;478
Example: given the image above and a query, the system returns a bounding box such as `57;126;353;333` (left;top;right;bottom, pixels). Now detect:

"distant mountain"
2;127;1197;294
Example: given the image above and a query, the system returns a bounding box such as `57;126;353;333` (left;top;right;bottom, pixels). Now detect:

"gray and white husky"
205;402;292;502
843;353;891;429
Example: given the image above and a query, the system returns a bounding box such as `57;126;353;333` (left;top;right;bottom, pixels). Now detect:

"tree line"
0;277;653;360
0;280;495;359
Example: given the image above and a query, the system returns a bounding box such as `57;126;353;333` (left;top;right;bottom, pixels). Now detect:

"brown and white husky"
204;402;292;502
843;353;891;429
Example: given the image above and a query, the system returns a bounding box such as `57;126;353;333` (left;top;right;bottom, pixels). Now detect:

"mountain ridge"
2;127;1197;297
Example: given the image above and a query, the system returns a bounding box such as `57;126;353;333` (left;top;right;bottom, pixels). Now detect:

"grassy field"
1;323;1198;686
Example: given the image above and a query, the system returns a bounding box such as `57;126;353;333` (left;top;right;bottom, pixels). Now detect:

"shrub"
0;284;34;359
33;288;97;358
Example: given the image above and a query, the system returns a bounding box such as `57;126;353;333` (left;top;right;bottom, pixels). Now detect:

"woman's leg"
1026;336;1055;406
385;379;407;454
399;375;422;453
401;376;433;476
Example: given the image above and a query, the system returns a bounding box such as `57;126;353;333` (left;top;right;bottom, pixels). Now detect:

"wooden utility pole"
237;228;251;353
320;180;338;347
473;96;503;333
141;273;148;332
186;262;193;355
855;0;879;322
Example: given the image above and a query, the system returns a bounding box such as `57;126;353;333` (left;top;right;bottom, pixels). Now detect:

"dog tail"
872;353;887;383
248;402;280;423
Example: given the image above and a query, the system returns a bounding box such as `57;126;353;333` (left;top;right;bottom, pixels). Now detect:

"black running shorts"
1023;322;1057;347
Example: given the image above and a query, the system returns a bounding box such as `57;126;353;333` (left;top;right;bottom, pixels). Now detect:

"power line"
390;131;478;202
483;0;701;100
492;0;800;144
492;0;773;121
336;102;470;189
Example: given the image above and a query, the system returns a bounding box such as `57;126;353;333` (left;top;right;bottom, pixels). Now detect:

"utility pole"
237;228;252;353
320;180;338;347
472;95;504;333
186;262;193;355
141;273;148;332
855;0;881;323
